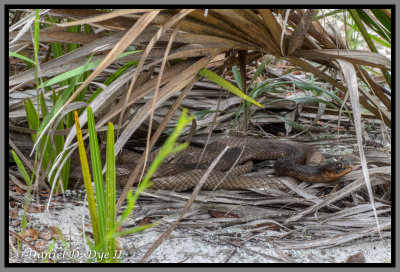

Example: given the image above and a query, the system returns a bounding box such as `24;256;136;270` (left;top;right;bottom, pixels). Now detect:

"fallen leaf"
39;226;58;241
23;228;38;242
27;205;45;213
345;252;366;263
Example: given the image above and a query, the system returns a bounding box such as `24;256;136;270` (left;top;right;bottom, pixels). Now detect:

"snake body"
92;137;353;191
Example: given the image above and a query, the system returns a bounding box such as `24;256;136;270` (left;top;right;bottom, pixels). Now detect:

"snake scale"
70;137;354;192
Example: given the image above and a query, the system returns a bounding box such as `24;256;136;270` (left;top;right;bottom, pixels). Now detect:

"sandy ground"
9;202;391;264
121;226;391;263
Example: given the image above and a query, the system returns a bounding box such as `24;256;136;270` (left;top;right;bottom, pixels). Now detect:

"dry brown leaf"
27;205;46;213
53;9;161;28
57;11;160;154
23;228;39;242
117;9;195;135
39;226;59;241
10;30;102;45
114;54;219;155
345;252;366;263
301;49;391;69
337;59;382;237
258;9;287;55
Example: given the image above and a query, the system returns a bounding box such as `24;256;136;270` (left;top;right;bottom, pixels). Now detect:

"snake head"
322;160;354;181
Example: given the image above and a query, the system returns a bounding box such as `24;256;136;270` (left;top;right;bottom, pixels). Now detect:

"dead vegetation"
8;9;391;263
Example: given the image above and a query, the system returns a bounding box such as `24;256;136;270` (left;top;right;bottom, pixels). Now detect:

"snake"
70;137;353;192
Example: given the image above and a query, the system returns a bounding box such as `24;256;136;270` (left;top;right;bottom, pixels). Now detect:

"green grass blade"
349;9;391;88
51;92;70;188
87;60;138;104
233;78;279;126
39;93;48;118
9;51;35;65
198;68;263;108
11;150;33;230
24;98;39;142
371;9;391;33
231;65;242;90
24;97;58;187
51;41;64;58
74;110;100;246
247;56;267;89
141;110;192;185
11;150;32;186
266;80;353;120
314;9;345;20
287;96;340;110
33;9;40;88
117;109;193;226
105;121;116;262
38;93;54;172
87;107;106;250
370;34;391;48
38;51;141;89
66;24;80;53
114;222;158;238
354;9;390;42
46;15;69;87
37;53;94;137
